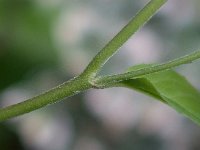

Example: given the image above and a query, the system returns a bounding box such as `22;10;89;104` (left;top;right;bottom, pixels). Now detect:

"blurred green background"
1;0;200;149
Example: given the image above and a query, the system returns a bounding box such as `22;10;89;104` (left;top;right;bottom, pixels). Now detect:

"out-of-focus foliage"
0;0;58;90
1;0;200;150
0;123;25;149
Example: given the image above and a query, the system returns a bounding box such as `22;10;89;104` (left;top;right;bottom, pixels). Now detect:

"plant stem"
82;0;167;78
0;76;91;121
0;0;166;121
1;50;200;121
0;0;186;121
94;50;200;88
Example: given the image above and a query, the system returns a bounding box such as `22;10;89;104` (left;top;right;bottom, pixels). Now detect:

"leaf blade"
120;64;200;125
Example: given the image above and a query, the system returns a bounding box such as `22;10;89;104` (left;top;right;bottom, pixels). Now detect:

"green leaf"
120;64;200;125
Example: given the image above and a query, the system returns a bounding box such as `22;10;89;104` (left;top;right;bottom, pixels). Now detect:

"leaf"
120;64;200;125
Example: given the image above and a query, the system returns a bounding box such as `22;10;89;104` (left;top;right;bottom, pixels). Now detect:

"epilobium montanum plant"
1;0;200;125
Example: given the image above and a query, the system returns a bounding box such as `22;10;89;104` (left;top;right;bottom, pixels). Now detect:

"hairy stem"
94;50;200;88
0;76;91;121
82;0;167;78
0;0;186;121
1;49;200;121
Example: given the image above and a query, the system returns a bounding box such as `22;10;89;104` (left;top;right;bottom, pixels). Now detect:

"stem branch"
4;0;196;122
82;0;167;78
94;50;200;88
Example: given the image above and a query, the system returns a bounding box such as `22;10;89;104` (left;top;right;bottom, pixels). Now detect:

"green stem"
0;0;171;121
1;50;200;121
82;0;167;78
0;76;91;121
94;50;200;88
